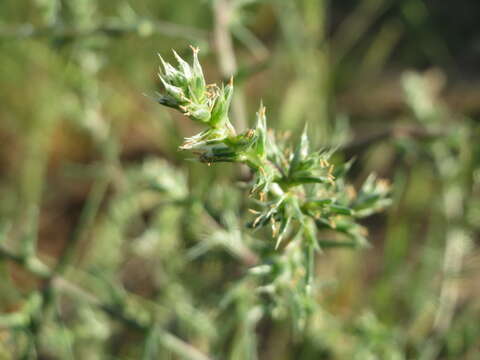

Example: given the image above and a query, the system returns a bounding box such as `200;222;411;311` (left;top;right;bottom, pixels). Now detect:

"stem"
213;0;247;131
201;202;259;266
54;135;118;274
0;21;207;42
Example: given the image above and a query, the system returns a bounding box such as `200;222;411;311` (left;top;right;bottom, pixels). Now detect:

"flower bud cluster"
157;47;233;129
155;48;390;252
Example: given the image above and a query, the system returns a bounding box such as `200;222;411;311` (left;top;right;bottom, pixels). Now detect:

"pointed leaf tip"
172;49;192;80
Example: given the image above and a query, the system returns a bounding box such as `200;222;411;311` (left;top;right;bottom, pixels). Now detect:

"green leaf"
254;103;267;158
289;124;310;177
275;216;291;249
172;49;193;80
191;46;206;101
329;204;354;215
210;83;233;128
158;75;185;101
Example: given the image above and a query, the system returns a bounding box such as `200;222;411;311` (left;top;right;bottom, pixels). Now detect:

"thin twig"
213;0;247;131
341;125;446;153
0;20;207;42
201;202;259;266
55;172;109;273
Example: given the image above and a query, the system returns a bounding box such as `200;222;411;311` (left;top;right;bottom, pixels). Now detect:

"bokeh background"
1;0;479;359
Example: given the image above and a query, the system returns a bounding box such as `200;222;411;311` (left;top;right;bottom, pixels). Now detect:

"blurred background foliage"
0;0;479;359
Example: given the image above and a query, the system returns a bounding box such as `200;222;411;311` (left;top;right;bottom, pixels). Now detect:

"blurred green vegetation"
0;0;479;359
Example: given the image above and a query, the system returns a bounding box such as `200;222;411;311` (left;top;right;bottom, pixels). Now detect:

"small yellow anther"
189;45;199;54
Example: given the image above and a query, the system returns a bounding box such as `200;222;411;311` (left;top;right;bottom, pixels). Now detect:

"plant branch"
213;0;247;131
154;48;391;314
0;20;207;42
0;245;212;360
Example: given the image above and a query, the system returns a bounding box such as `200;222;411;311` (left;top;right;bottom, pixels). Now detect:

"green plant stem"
213;0;247;131
0;20;207;42
54;136;117;274
341;124;446;153
200;202;259;266
432;134;473;333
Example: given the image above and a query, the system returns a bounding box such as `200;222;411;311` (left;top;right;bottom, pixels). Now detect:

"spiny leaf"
172;49;192;80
